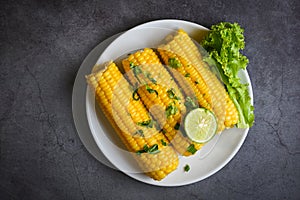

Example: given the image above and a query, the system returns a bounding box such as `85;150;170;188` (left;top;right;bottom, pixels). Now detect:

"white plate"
84;20;253;186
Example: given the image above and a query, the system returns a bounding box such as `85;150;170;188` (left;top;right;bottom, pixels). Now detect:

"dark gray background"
1;0;299;199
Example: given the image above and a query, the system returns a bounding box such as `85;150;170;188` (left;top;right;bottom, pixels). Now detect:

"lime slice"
184;108;217;143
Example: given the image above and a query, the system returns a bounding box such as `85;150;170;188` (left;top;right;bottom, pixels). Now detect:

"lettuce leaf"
202;22;254;128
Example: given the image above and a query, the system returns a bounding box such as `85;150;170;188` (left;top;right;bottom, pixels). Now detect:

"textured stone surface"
1;0;299;199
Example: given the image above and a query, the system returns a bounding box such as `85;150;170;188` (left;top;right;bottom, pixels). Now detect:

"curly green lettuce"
202;22;254;128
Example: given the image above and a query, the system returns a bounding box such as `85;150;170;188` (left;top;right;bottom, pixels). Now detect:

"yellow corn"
224;93;239;127
86;62;178;180
122;48;204;156
158;29;239;130
158;49;211;110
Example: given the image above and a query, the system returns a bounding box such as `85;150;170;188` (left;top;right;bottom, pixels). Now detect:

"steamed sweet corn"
158;29;239;131
85;28;242;181
86;62;178;180
122;48;204;156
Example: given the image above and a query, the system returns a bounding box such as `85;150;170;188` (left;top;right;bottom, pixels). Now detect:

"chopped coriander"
165;103;178;118
129;62;134;67
161;129;166;134
130;62;143;83
184;96;198;110
133;129;144;137
174;122;180;130
145;72;157;84
195;81;199;84
130;62;142;75
161;139;167;146
145;85;158;96
185;73;190;77
148;144;160;154
187;144;197;154
168;58;181;68
136;120;153;128
132;89;140;101
143;144;149;151
150;78;157;84
136;144;148;155
136;144;160;155
174;96;181;100
184;164;190;172
129;62;136;69
167;89;181;100
167;88;176;99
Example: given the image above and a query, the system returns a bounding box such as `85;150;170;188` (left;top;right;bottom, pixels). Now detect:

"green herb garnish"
184;164;190;172
174;123;180;130
133;129;144;137
184;96;198;110
136;144;149;155
167;88;177;99
165;103;178;118
132;89;140;101
161;139;167;146
168;58;181;68
129;62;135;68
185;73;190;77
148;144;160;154
195;81;199;84
136;120;153;128
187;144;197;154
145;85;158;96
136;144;160;155
130;62;144;83
166;89;181;100
161;129;166;134
130;62;142;75
145;72;157;84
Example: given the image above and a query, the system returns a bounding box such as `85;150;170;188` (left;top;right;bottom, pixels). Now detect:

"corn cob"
158;49;211;110
158;29;239;131
122;48;204;156
86;62;178;180
224;93;239;127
